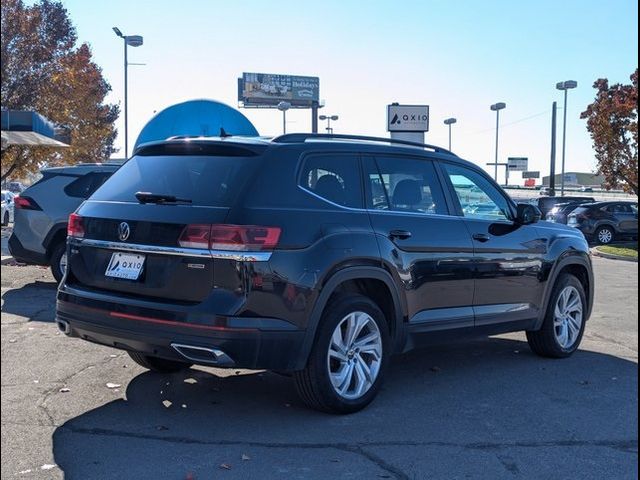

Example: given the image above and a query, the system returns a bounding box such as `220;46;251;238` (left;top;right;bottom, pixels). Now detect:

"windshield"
91;155;259;207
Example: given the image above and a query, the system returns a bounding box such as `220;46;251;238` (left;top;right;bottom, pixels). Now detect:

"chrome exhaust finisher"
56;318;71;335
171;343;235;367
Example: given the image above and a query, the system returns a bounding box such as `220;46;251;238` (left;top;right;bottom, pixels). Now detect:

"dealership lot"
1;257;637;479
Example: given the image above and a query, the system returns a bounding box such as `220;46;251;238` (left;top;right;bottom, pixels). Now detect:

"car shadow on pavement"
1;280;57;323
51;337;638;479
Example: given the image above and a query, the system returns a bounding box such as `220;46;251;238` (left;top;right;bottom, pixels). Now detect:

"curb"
591;247;638;263
1;256;14;265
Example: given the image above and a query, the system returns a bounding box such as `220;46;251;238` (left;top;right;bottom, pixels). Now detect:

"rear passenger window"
299;154;362;208
363;155;447;215
65;173;112;199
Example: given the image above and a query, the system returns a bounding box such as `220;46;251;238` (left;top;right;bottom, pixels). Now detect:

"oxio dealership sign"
387;104;430;132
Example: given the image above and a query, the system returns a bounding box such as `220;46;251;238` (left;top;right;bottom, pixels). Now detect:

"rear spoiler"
133;138;268;157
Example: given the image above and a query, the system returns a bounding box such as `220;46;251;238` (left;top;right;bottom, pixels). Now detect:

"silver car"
1;190;15;225
8;163;118;282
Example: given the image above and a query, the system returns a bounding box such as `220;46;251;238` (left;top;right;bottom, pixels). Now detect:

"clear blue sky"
57;0;637;182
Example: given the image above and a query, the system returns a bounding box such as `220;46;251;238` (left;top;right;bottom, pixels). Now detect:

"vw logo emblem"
118;222;130;242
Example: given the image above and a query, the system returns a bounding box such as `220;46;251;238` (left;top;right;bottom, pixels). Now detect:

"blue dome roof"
134;99;258;149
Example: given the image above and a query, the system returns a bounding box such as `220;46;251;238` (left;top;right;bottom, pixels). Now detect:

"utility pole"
549;102;557;196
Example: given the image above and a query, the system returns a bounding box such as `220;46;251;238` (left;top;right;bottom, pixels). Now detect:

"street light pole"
319;115;339;134
443;117;457;150
556;80;577;196
113;27;143;159
277;101;291;134
490;103;506;182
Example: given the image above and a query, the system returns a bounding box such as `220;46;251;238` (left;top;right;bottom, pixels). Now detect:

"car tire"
526;274;587;358
595;225;615;245
2;211;8;226
49;242;68;284
293;293;390;414
127;351;193;373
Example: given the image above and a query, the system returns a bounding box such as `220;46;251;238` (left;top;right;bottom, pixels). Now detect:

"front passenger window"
443;163;512;221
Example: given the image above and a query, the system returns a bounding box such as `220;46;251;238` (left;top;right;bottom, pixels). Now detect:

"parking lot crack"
57;426;639;455
36;353;126;426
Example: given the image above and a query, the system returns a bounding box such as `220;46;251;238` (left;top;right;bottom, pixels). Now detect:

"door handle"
389;229;412;240
472;233;491;243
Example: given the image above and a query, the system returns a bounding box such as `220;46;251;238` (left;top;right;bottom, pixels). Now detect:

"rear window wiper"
135;191;192;204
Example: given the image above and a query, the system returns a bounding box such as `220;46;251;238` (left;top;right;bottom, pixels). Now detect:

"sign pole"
311;101;318;134
549;102;557;196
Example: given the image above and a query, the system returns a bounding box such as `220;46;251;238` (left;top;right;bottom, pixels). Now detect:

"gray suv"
9;163;118;282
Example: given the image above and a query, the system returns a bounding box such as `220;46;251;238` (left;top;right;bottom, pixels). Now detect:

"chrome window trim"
68;237;272;262
298;184;462;220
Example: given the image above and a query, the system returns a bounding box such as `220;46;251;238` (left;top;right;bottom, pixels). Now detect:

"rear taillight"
67;213;85;238
178;224;281;251
13;195;41;210
178;224;211;249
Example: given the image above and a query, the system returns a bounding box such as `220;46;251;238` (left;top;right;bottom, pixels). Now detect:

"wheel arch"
43;222;68;260
294;266;406;370
535;253;594;330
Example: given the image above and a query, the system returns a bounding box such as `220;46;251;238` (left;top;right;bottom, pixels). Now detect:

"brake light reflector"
67;213;85;238
178;224;281;251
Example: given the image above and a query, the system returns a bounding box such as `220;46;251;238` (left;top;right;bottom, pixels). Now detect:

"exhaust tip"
56;319;71;335
171;343;234;366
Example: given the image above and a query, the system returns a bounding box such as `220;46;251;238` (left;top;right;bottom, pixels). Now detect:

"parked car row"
525;195;638;244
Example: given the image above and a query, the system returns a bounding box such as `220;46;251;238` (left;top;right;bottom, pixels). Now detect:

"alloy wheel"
598;228;613;244
326;311;383;400
553;285;583;349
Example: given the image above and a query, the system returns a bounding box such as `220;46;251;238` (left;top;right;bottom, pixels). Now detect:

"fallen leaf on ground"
41;464;56;470
162;400;173;408
241;454;250;461
106;382;121;389
59;388;70;393
219;463;232;470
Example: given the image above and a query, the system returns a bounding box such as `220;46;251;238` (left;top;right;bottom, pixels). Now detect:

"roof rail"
271;133;457;156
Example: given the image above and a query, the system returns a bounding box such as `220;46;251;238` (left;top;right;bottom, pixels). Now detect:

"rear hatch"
66;143;265;302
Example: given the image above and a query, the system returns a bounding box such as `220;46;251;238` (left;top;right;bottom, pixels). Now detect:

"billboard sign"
387;104;429;132
238;72;319;107
522;171;540;179
507;157;528;171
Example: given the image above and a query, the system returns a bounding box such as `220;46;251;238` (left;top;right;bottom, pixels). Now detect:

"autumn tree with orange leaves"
581;69;638;196
1;0;119;181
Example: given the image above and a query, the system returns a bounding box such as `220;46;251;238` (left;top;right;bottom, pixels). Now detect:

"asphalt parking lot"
1;256;637;479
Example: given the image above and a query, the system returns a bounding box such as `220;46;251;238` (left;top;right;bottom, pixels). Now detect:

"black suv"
567;201;638;244
530;195;595;217
56;134;594;413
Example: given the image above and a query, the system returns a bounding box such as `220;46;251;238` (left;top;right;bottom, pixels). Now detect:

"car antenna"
220;127;232;138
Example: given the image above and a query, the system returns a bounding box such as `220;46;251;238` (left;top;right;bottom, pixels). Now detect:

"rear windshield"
571;207;589;214
91;155;258;206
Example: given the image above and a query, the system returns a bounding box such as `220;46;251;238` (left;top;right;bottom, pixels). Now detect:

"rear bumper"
8;233;48;265
56;286;306;371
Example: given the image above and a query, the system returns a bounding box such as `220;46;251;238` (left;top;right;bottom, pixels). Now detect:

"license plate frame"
105;252;145;280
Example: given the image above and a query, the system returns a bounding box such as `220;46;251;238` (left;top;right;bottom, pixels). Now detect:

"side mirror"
516;203;541;225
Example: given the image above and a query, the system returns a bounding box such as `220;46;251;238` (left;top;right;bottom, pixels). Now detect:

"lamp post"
113;27;143;159
489;103;506;182
443;117;457;150
277;101;291;134
319;115;339;134
556;80;578;196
